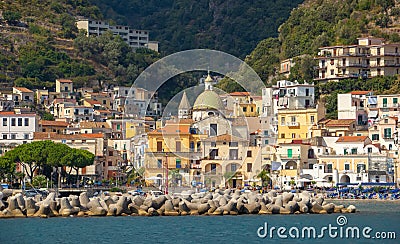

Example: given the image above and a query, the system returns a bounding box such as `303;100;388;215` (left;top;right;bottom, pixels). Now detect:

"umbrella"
146;176;163;181
314;178;327;182
296;178;311;182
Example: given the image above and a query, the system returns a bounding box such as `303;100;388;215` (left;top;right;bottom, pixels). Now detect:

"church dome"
193;90;225;111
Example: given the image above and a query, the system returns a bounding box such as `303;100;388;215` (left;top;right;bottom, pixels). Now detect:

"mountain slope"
90;0;303;58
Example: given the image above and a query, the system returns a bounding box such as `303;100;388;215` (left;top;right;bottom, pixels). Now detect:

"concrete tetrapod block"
282;192;294;204
334;205;345;213
347;205;356;213
79;192;90;209
197;203;210;215
6;196;25;218
258;202;271;215
25;197;38;217
87;198;107;216
164;200;179;216
59;197;79;217
244;202;261;214
34;203;52;218
322;203;335;214
310;202;327;214
285;200;299;214
267;204;281;214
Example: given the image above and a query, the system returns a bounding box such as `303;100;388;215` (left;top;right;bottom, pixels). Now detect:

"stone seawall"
0;189;356;218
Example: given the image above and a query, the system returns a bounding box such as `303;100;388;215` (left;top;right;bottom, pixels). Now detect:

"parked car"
23;189;48;197
149;190;163;197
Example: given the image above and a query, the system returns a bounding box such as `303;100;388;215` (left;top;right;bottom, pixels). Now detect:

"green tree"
3;10;22;24
257;170;271;187
0;156;15;180
32;175;47;188
61;148;94;186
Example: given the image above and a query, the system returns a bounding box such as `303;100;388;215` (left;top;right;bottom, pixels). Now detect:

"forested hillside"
0;0;159;90
90;0;303;57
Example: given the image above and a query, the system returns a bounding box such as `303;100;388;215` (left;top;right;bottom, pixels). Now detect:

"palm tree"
257;170;271;187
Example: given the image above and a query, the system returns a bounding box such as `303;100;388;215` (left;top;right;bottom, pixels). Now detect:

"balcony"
287;122;299;127
278;154;301;160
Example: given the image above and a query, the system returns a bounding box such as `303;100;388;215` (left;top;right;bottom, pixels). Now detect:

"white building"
76;19;158;52
0;111;39;149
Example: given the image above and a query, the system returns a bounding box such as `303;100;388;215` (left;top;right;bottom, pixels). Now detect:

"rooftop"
336;136;369;143
325;119;355;127
13;87;33;93
56;79;73;83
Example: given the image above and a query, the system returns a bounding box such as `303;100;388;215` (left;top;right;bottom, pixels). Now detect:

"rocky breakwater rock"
0;190;357;218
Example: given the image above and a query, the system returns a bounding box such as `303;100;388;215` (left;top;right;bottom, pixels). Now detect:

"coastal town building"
315;37;400;82
76;18;159;52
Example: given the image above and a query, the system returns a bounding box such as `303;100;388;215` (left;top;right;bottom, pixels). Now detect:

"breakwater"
0;189;356;218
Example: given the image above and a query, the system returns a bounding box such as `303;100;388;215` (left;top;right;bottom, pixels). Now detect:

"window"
24;134;29;139
327;164;333;173
345;164;350;170
24;118;29;126
368;147;372;153
108;162;112;167
210;124;217;136
344;149;348;155
176;141;181;152
383;98;388;107
357;164;365;173
157;141;162;152
17;118;22;126
11;134;16;139
351;148;357;154
11;118;15;126
372;134;379;140
211;142;217;147
310;116;315;124
2;134;6;139
291;116;296;123
229;142;238;147
247;163;252;172
264;140;269;144
2;118;6;126
157;159;162;168
281;117;285;126
394;98;398;105
287;149;293;158
280;133;285;138
117;124;121;130
291;133;296;138
247;150;252;157
384;128;392;138
229;149;238;160
176;159;181;168
264;130;268;136
243;107;247;112
230;164;237;172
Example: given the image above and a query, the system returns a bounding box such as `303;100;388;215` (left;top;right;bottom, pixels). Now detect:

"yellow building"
144;119;205;186
277;103;325;144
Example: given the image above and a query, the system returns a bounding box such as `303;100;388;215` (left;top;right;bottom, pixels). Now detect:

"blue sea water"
0;200;399;244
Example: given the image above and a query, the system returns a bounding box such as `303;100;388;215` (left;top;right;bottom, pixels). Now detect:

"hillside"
90;0;303;58
244;0;400;84
0;0;159;90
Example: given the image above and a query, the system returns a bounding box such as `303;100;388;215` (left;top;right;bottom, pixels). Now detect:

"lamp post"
164;153;168;195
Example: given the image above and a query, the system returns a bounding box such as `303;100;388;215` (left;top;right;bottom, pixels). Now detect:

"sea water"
0;200;399;243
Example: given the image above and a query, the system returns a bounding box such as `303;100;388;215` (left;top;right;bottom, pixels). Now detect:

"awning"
368;96;377;105
271;161;281;171
368;110;378;118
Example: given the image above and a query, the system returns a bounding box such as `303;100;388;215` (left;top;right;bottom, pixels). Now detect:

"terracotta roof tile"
13;87;33;93
34;132;104;140
350;91;371;95
57;79;73;83
40;120;69;127
336;136;369;143
325;119;355;126
229;92;251;96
